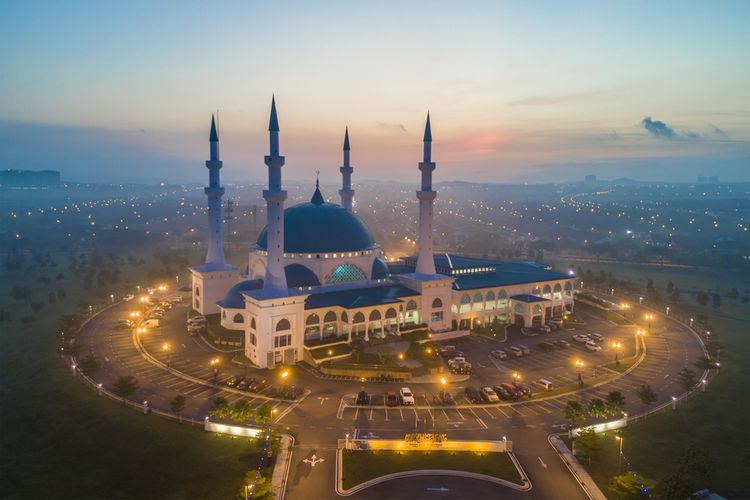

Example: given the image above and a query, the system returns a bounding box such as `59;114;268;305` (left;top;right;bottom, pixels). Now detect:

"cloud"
376;122;408;133
641;117;676;139
712;126;728;138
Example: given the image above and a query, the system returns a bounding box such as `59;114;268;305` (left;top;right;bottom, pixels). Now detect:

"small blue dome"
256;195;375;254
371;258;390;280
285;264;321;288
217;279;262;309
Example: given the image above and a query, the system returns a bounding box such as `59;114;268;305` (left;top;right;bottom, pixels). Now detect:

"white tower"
339;127;354;210
204;115;226;266
415;113;437;275
262;96;288;294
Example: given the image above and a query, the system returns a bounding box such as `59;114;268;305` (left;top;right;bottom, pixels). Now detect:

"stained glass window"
325;264;366;284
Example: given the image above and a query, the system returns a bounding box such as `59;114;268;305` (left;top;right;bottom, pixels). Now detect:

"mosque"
190;98;575;369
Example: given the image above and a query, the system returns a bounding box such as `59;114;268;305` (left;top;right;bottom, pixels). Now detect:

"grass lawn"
341;450;522;490
0;255;270;499
560;260;750;494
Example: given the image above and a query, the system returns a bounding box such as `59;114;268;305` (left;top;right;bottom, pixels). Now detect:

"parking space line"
454;407;466;420
399;408;405;421
481;407;496;419
495;406;510;418
508;406;526;416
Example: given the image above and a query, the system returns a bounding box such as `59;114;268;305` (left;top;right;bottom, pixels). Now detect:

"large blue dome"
256;189;376;254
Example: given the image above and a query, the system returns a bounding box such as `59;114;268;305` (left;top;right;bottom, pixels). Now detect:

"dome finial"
311;170;324;205
269;95;280;132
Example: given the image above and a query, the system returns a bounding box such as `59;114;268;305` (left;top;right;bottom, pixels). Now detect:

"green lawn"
0;255;270;499
341;450;523;490
560;260;750;494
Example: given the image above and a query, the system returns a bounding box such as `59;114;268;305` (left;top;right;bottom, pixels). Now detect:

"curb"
548;434;607;500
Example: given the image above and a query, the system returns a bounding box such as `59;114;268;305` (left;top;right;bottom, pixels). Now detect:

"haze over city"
2;1;749;184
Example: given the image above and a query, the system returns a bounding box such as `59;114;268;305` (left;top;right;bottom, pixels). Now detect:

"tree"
678;368;697;391
209;396;230;419
697;291;709;306
712;293;721;308
609;472;654;499
113;376;139;398
169;395;187;420
242;471;273;500
658;446;711;500
255;403;273;424
605;391;626;416
575;427;601;465
12;285;31;302
564;401;586;428
587;398;608;419
636;384;657;405
48;292;57;304
646;279;655;293
30;301;45;314
78;354;100;376
666;281;674;293
231;399;254;422
670;287;681;302
728;287;739;299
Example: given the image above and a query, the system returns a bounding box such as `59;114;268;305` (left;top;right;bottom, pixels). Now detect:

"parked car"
248;379;268;392
480;387;500;403
142;319;160;329
399;387;415;405
573;334;590;343
538;341;555;352
490;349;508;360
386;392;399;406
517;344;531;355
508;346;524;357
434;390;455;405
441;350;464;360
554;339;572;348
449;360;472;375
501;383;522;400
116;320;134;329
236;379;249;390
585;341;602;352
356;390;370;405
534;379;555;391
517;384;532;398
168;296;183;303
538;325;551;333
589;332;605;343
439;345;456;354
492;385;513;401
464;387;483;404
226;375;244;387
123;294;134;301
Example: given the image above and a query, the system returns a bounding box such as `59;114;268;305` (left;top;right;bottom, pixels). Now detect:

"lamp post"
690;317;694;328
574;359;584;386
611;340;622;366
162;342;171;367
615;434;623;472
210;358;221;383
639;296;643;305
644;313;653;333
666;306;670;316
671;396;677;410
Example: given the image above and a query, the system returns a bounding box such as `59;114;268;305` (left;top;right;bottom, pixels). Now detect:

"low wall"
343;438;512;453
571;416;628;437
421;330;470;343
320;363;411;380
204;418;264;438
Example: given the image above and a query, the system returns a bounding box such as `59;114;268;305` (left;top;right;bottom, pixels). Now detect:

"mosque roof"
371;258;390;280
256;189;376;254
217;279;263;309
394;254;572;290
285;264;321;288
510;294;550;303
305;284;418;310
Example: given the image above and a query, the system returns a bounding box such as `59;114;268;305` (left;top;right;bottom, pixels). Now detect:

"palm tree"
169;395;187;422
564;401;586;428
605;391;626;416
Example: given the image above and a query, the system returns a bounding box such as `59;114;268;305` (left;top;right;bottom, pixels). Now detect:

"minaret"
262;96;288;293
204;114;226;266
339;127;354;210
415;113;437;275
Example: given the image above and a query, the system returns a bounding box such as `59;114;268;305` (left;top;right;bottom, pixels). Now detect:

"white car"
123;294;134;301
399;387;415;405
573;334;590;343
585;341;602;352
481;387;500;403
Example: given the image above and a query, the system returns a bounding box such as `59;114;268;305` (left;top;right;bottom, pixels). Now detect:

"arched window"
385;308;397;319
325;264;367;284
406;300;417;311
195;287;200;297
250;317;256;330
306;313;320;326
341;311;349;323
276;318;291;331
473;292;483;303
532;286;541;295
324;311;337;323
564;282;573;291
460;293;471;304
554;283;562;293
369;310;381;321
514;303;524;314
543;285;552;295
485;291;495;302
533;305;542;315
353;312;365;324
432;298;443;308
498;289;508;300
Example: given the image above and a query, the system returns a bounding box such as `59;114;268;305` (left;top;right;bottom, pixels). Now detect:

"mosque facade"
190;99;575;369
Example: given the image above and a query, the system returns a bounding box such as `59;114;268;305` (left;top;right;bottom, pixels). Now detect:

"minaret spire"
262;96;288;294
204;114;226;266
415;112;437;275
339;127;355;211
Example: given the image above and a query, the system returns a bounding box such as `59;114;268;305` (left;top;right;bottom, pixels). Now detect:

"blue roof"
285;264;321;288
371;258;390;280
191;262;238;273
256;194;375;254
398;254;572;291
305;284;418;310
510;294;550;303
217;279;263;309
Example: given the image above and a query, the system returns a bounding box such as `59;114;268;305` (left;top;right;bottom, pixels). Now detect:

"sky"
1;1;749;184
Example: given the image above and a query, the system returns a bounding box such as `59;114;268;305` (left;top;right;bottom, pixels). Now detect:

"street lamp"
162;342;171;367
615;434;623;471
644;313;653;333
639;296;643;305
690;317;694;327
210;357;220;383
611;340;622;366
666;306;670;315
574;359;584;386
512;372;521;387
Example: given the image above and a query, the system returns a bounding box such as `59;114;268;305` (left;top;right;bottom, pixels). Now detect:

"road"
77;294;705;499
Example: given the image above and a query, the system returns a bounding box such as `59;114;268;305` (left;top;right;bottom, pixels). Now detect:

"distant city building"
697;175;719;184
697;176;707;183
0;169;60;188
191;99;575;369
584;175;597;183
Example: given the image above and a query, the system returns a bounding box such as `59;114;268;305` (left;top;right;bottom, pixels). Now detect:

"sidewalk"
271;434;295;500
548;434;607;500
